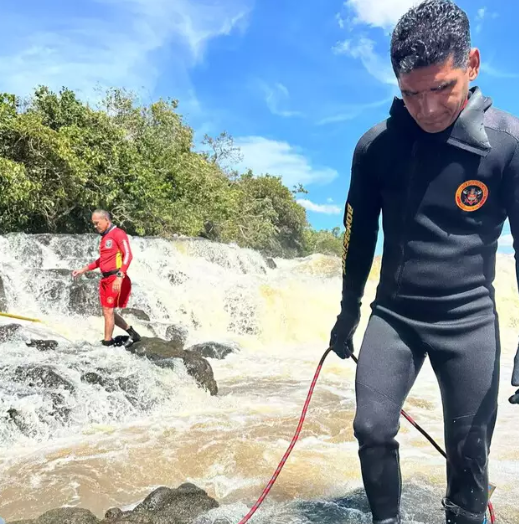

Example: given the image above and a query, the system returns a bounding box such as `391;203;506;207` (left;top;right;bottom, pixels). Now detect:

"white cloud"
344;0;420;30
333;38;397;85
0;0;251;107
234;136;338;187
499;234;514;248
475;7;499;34
318;95;394;125
480;64;519;79
297;199;342;215
261;82;303;118
327;198;334;203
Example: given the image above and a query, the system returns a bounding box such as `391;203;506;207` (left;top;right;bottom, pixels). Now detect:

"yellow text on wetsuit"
342;203;353;275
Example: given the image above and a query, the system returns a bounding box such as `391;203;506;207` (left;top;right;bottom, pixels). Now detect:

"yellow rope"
0;311;42;323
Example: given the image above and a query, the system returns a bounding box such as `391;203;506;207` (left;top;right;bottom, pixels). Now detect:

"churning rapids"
1;233;518;523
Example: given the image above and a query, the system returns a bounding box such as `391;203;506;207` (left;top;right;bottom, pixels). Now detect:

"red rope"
237;348;332;524
237;348;496;523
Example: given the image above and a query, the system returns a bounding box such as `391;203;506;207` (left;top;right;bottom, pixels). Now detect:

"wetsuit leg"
425;314;500;524
353;310;427;523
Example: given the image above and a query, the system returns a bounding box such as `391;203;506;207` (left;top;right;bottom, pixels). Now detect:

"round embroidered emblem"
455;180;488;212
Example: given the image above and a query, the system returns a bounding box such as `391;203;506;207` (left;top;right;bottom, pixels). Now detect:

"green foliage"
301;226;344;257
0;85;343;258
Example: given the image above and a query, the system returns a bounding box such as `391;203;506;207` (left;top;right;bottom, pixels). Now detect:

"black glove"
329;308;360;359
509;343;519;404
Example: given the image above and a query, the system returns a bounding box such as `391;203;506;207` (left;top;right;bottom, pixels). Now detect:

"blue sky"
0;0;517;252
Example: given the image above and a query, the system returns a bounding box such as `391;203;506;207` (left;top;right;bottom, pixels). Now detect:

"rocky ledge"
8;483;223;524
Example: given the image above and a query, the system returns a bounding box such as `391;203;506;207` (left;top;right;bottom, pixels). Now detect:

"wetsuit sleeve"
340;140;381;312
115;230;133;274
503;140;519;290
87;259;100;271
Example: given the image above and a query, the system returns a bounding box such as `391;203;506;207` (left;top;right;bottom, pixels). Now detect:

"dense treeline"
0;86;343;257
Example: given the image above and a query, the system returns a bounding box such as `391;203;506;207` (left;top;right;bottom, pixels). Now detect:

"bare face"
398;49;480;133
92;213;110;234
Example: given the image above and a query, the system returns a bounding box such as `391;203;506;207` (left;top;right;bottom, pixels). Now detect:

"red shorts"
99;275;132;308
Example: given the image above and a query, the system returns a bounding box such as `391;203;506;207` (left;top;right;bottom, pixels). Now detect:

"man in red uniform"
72;209;141;347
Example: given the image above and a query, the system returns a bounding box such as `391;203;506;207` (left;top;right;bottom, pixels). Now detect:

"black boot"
442;499;486;524
126;326;141;342
101;339;115;346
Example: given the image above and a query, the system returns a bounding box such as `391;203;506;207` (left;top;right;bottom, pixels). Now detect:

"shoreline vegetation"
0;87;344;259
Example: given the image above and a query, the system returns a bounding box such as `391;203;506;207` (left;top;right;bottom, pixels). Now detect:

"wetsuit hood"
389;86;493;157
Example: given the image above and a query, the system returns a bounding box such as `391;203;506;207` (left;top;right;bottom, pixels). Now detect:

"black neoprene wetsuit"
340;87;519;524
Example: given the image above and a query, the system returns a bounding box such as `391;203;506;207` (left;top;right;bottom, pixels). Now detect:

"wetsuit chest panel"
376;139;507;309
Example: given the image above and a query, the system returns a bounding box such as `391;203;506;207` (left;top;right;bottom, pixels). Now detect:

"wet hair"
390;0;471;77
92;209;111;221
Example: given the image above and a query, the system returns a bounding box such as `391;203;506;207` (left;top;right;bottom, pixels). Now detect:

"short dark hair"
390;0;471;78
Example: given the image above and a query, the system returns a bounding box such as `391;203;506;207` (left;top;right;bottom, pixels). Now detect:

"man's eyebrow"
430;79;457;91
401;79;457;96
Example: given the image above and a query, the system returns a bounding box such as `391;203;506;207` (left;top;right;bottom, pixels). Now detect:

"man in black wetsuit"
329;1;519;523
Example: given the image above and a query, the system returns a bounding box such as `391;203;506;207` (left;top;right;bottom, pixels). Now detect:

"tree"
0;84;342;259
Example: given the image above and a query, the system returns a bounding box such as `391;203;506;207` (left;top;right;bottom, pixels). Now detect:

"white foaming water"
0;233;518;523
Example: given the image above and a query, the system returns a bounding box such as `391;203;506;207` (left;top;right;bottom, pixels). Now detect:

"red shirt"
88;225;133;274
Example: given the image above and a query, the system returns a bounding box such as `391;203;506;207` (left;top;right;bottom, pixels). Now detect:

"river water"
0;233;518;523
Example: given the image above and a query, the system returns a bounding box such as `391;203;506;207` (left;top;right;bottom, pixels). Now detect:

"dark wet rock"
167;270;189;286
26;340;59;351
153;359;176;371
36;508;99;524
49;393;72;423
265;257;277;269
69;279;99;316
81;372;103;385
80;372;118;393
124;309;150;322
39;269;73;279
187;341;239;360
0;273;8;310
223;291;258;336
131;483;219;524
7;408;33;436
132;337;217;395
14;365;74;392
164;324;188;350
0;323;22;343
32;234;53;247
104;509;124;521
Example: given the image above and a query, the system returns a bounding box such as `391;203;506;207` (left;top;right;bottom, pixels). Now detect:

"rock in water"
265;257;277;269
26;340;59;351
36;508;99;524
0;323;22;343
131;337;218;396
186;341;238;360
164;324;188;350
133;483;219;524
124;309;151;322
69;280;100;316
0;273;8;310
13;366;74;392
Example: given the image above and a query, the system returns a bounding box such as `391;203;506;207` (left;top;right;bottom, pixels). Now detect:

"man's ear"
468;48;481;82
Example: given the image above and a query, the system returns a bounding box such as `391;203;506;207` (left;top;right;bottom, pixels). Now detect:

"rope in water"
237;348;496;523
